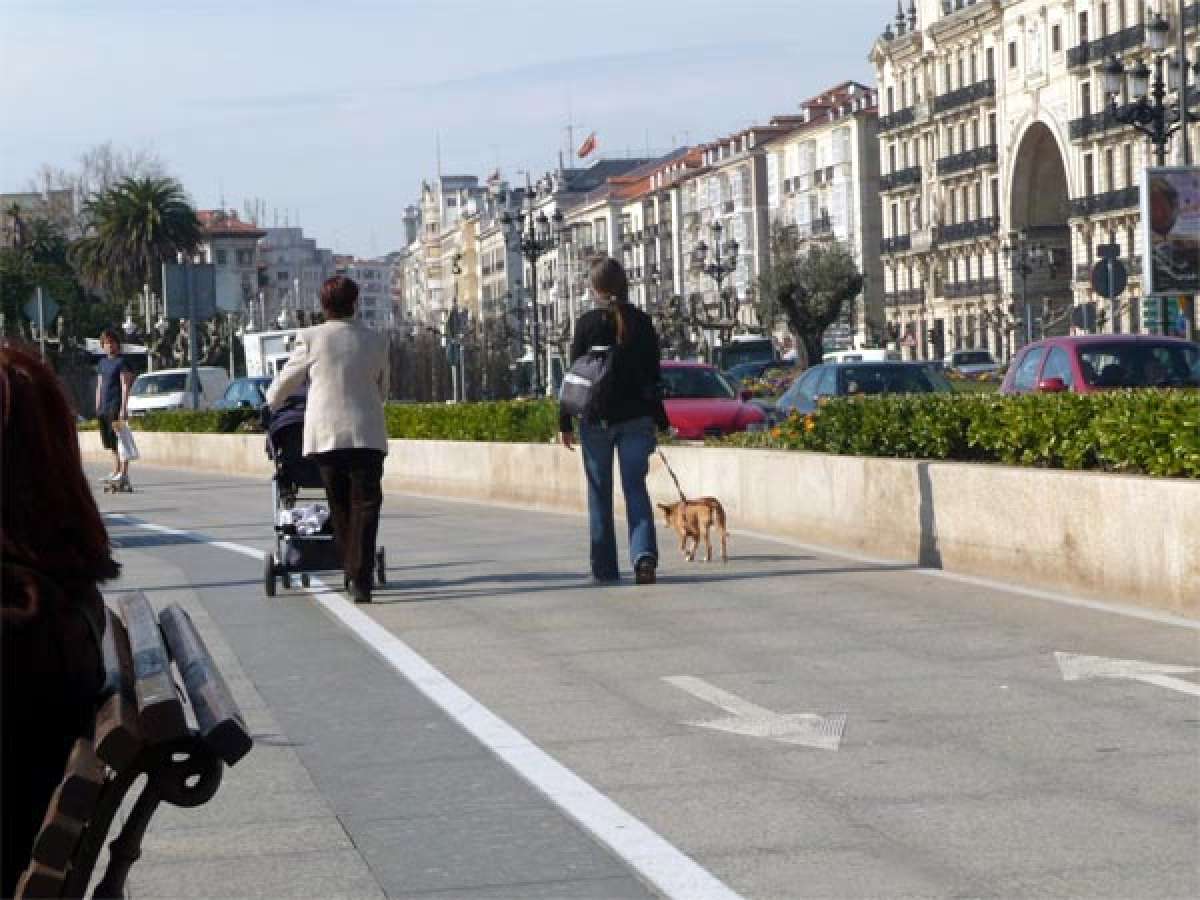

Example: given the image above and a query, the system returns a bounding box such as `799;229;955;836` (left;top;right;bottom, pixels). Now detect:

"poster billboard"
1142;167;1200;296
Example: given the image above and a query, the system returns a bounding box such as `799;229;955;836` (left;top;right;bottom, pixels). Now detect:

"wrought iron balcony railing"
1067;23;1146;69
938;216;999;244
1069;186;1140;218
936;144;998;177
944;277;1002;299
879;106;916;134
884;288;925;306
1068;102;1139;141
932;79;996;115
881;234;912;255
880;165;922;192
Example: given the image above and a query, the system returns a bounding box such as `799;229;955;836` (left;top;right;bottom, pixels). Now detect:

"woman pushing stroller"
266;276;389;603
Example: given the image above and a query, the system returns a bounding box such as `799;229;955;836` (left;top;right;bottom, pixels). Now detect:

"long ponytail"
589;257;631;346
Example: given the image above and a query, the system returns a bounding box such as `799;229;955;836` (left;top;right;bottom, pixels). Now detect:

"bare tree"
28;142;167;236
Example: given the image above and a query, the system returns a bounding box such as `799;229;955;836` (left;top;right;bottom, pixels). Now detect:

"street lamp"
1001;233;1056;345
690;221;740;363
1100;8;1200;166
499;201;564;396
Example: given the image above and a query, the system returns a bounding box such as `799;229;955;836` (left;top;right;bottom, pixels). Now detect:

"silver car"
942;349;1000;376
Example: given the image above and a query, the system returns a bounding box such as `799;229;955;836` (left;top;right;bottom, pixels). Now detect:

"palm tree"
71;176;201;300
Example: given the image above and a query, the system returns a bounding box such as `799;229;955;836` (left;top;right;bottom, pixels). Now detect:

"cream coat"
266;319;390;456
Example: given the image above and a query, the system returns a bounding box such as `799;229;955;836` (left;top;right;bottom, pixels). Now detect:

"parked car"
1000;335;1200;395
717;334;777;371
943;349;1001;376
724;360;799;385
660;361;767;439
822;349;902;364
217;376;273;410
127;367;231;415
775;361;953;418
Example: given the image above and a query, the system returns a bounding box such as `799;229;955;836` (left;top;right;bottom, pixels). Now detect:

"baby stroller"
261;389;386;596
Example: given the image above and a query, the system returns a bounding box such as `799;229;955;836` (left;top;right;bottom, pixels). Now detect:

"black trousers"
314;449;384;586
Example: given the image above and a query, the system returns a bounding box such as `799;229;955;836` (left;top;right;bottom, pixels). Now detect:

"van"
127;367;231;415
822;349;901;364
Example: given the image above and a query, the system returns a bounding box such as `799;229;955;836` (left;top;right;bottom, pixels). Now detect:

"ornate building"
871;0;1196;362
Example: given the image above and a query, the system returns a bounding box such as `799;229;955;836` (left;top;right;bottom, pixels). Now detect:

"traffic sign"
163;263;217;319
1091;259;1127;299
22;293;60;330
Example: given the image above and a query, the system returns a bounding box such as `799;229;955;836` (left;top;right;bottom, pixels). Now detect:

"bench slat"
117;592;187;743
159;604;253;766
14;861;66;899
52;739;107;822
99;607;135;703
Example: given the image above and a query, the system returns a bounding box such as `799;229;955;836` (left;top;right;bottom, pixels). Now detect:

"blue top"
96;355;132;415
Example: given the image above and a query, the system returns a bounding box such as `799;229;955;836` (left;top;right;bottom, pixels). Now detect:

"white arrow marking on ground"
1055;652;1200;697
663;675;846;750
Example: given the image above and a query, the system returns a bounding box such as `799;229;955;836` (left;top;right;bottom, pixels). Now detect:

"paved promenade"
92;463;1199;900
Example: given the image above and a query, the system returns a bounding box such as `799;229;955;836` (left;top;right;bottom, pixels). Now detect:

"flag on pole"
576;132;598;159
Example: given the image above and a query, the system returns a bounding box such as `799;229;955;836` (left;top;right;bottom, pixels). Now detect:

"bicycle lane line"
104;514;743;900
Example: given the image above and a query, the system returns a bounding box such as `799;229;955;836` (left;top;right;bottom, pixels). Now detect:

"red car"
1000;335;1200;395
660;361;767;439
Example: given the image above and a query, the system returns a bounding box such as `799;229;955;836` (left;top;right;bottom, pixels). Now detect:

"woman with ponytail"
559;258;669;585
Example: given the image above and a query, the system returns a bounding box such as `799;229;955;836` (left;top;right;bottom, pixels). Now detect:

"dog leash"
656;449;688;503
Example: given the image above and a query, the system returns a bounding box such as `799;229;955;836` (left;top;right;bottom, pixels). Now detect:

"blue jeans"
579;416;659;580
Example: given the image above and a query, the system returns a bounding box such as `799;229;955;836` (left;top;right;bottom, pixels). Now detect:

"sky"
1;0;887;257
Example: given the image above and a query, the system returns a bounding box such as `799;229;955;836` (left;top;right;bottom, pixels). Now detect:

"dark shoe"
634;558;657;585
350;580;372;604
591;574;620;585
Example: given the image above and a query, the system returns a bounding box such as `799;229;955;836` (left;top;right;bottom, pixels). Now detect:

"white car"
942;350;1001;376
127;367;231;415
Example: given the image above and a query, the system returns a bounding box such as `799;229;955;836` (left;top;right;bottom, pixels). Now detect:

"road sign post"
1091;243;1126;333
163;262;217;410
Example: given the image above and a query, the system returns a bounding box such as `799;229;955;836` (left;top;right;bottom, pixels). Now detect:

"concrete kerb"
80;431;1200;619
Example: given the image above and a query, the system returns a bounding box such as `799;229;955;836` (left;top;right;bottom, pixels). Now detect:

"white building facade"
872;0;1198;362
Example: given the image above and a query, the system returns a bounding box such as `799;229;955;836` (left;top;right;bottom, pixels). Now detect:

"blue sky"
1;0;885;255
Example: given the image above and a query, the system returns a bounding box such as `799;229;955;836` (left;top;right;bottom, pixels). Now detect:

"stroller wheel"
300;573;310;588
375;547;387;588
264;554;277;597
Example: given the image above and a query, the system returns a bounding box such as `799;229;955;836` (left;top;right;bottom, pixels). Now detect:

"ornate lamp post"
690;221;740;363
1100;10;1200;166
1001;232;1056;346
500;203;564;396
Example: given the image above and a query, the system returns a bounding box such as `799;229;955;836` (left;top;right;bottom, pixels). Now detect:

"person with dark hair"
560;257;669;585
2;340;117;895
94;327;135;490
267;275;389;603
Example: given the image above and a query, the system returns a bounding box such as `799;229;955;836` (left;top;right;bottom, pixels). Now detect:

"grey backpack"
559;345;613;420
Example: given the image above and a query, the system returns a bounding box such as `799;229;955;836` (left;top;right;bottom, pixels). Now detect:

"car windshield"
1077;342;1200;388
953;351;994;365
721;341;774;370
662;367;736;399
131;373;187;395
838;365;951;395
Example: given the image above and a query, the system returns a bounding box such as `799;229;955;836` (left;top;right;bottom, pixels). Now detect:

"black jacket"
558;305;669;431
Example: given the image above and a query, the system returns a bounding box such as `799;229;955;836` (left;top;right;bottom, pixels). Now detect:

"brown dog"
657;498;729;563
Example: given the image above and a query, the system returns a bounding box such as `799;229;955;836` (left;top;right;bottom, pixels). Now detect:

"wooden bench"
16;592;253;899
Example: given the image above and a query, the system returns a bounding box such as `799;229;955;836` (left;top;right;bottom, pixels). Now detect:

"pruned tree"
756;225;863;367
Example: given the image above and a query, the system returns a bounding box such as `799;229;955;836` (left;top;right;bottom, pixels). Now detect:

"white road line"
105;515;743;900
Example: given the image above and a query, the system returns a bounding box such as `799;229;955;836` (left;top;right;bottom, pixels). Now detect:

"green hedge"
722;391;1200;478
135;408;260;434
384;400;559;442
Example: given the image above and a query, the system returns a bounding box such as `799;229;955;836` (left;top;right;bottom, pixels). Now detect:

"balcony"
938;216;999;244
944;277;1002;299
932;78;996;115
881;234;912;255
1068;103;1139;141
879;106;917;134
880;165;922;192
936;144;998;177
884;288;925;306
1188;2;1200;30
1069;186;1140;218
1067;23;1145;69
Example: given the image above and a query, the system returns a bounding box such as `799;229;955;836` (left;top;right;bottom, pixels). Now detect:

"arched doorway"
1008;122;1073;338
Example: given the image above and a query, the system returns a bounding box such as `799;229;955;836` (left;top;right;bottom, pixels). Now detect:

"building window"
1083;153;1095;196
1008;41;1018;69
1078;11;1089;46
986;47;995;79
1081;81;1092;117
215;249;227;265
1051;24;1061;53
1124;143;1134;187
